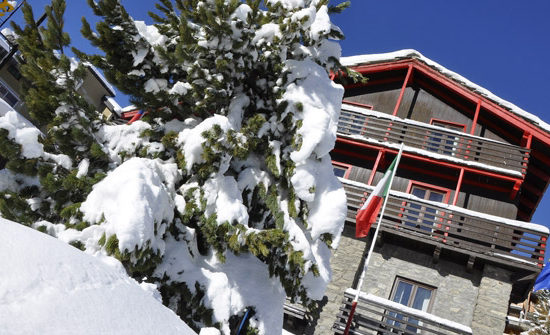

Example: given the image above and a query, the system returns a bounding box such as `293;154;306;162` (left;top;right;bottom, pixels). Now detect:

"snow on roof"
341;49;550;135
0;218;196;335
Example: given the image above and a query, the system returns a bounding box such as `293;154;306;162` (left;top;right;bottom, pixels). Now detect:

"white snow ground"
0;218;196;335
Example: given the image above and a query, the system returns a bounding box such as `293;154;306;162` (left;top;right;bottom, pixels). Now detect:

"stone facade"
305;226;367;334
305;227;515;335
471;264;513;335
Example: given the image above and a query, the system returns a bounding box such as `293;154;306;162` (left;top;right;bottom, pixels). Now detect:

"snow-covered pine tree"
0;0;109;230
526;290;550;334
0;0;350;333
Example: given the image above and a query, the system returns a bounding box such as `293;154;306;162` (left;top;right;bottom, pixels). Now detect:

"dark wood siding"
341;85;524;147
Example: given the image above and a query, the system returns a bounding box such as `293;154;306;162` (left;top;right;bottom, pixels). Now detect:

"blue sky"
12;1;550;229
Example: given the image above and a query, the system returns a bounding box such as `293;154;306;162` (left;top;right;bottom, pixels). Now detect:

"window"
0;80;19;108
426;119;466;156
387;277;436;333
332;161;351;179
404;181;450;232
7;64;21;80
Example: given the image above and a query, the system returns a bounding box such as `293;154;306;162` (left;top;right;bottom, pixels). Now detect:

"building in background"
284;50;550;335
0;29;117;122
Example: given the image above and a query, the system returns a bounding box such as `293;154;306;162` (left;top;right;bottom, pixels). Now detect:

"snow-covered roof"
341;49;550;135
0;218;196;334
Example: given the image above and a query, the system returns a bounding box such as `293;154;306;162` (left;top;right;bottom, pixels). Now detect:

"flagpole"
343;143;404;335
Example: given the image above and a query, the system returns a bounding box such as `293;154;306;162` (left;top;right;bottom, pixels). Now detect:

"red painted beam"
368;150;385;185
350;59;550;146
343;76;404;90
470;99;481;135
453;169;465;205
393;64;413;116
332;147;378;163
336;137;524;184
351;61;412;75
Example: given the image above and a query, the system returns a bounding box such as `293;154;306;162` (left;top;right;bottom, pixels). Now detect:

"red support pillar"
538;236;546;267
368;150;385;186
521;132;533;176
441;168;465;243
392;64;413;116
469;99;482;135
452;168;465;206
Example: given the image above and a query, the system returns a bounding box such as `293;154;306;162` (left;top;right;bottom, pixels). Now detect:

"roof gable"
341;50;550;144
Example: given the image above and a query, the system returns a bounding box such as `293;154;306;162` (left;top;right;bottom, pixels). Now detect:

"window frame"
0;78;19;108
429;118;466;132
425;119;467;156
401;181;452;234
387;276;437;333
405;181;452;204
332;161;352;179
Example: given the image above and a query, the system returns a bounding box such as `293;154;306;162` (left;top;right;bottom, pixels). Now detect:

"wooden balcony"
342;180;547;270
333;289;472;335
337;105;530;176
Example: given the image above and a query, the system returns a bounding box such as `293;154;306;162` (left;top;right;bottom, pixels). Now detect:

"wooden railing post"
537;236;546;267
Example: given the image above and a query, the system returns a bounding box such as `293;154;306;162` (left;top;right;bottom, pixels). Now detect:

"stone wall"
305;226;516;335
471;264;513;335
305;226;368;334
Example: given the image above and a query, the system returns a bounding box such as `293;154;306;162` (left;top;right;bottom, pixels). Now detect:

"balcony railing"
342;180;547;269
337;105;530;176
333;289;472;335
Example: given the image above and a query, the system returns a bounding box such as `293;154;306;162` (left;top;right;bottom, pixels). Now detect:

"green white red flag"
355;156;398;238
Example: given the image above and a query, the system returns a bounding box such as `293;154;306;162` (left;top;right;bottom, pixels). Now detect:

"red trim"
405;180;452;242
342;76;403;90
393;64;413;116
429;118;467;131
342;100;374;110
332;161;352;179
349;59;550;146
538;236;547;267
121;109;141;119
453;169;465;205
336;137;524;184
368;151;385;185
470;99;482;135
406;180;452;204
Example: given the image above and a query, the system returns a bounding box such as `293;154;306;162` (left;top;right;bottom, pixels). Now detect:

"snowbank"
0;218;196;335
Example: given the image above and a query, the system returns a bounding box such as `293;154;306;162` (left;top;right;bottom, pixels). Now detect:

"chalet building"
283;50;550;335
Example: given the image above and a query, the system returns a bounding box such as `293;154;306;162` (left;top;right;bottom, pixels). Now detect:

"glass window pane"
428;192;444;202
412;287;432;311
333;166;347;178
5;92;17;107
411;187;426;198
392;281;412;306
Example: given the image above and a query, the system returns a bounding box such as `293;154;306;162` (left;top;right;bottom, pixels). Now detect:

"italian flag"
356;156;398;238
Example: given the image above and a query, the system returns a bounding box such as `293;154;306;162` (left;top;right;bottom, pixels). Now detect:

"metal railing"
333;289;472;335
342;180;547;268
337;107;530;176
